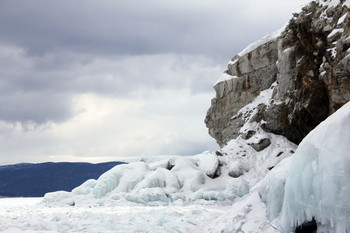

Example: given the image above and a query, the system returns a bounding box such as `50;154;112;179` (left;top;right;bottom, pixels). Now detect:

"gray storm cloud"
0;0;307;162
0;0;304;58
0;47;220;124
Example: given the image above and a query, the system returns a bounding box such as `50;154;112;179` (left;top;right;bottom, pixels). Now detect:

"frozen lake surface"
0;197;231;233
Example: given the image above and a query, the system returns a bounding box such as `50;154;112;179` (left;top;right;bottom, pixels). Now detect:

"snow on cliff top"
215;26;285;86
214;72;238;86
237;26;284;57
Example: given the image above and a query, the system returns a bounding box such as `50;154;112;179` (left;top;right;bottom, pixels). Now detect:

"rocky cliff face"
206;0;350;147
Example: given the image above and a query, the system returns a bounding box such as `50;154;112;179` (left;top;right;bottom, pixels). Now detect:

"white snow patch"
337;12;348;25
344;0;350;7
320;0;341;8
214;72;238;86
328;28;344;38
237;27;284;57
233;81;277;125
228;57;239;65
327;47;337;58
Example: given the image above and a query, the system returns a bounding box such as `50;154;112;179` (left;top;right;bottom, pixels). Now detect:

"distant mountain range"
0;161;125;197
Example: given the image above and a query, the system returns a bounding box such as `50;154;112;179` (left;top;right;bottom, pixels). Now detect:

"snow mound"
93;162;149;198
43;138;295;209
280;101;350;232
43;152;231;206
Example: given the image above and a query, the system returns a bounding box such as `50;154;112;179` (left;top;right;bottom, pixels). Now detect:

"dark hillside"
0;161;125;197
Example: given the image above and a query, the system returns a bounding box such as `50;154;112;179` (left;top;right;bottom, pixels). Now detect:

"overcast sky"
0;0;308;165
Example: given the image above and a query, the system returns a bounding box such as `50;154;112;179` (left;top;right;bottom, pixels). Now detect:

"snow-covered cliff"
206;0;350;147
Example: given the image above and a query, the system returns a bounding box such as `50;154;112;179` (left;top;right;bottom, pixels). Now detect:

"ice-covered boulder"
93;162;149;198
193;151;219;178
280;101;350;233
171;158;207;192
42;191;75;206
72;179;97;195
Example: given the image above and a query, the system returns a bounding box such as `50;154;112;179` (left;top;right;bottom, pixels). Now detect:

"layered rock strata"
206;0;350;147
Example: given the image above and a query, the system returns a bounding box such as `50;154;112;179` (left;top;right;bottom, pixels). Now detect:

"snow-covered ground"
0;197;231;233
